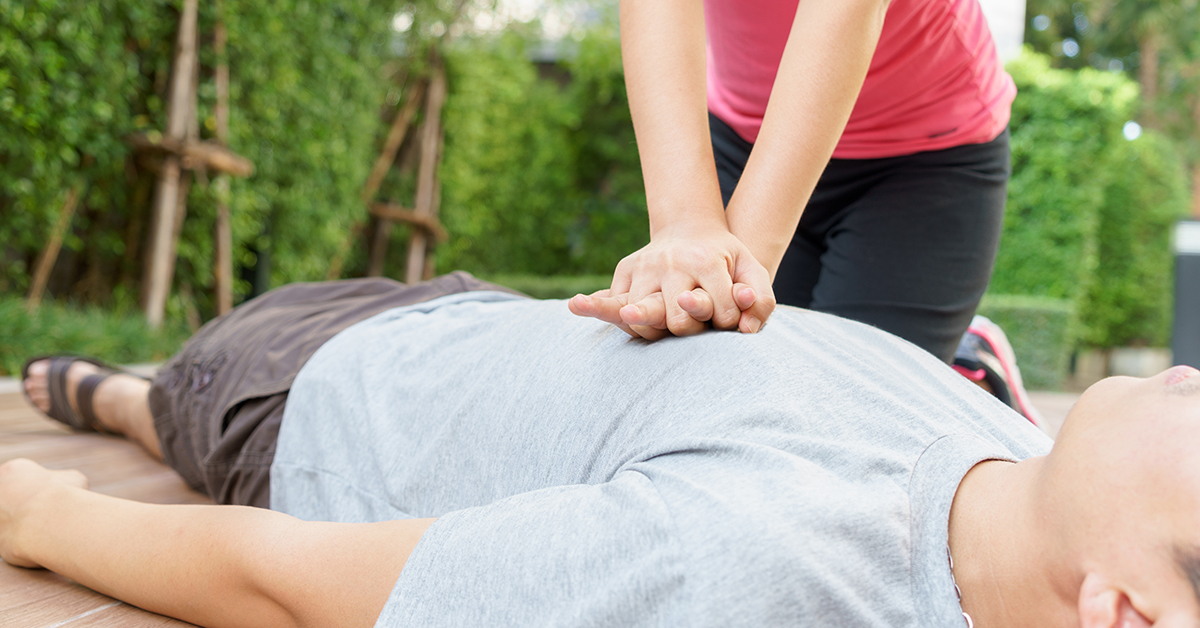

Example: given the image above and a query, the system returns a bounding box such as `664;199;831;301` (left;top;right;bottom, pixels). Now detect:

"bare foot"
24;360;106;424
23;360;161;459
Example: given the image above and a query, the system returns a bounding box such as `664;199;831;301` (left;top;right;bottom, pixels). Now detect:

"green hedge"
976;294;1076;390
0;0;418;314
0;296;190;377
992;50;1136;304
485;273;612;300
1080;130;1188;347
422;23;648;278
994;50;1188;350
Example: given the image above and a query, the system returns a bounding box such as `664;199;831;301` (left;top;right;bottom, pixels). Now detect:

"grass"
0;296;191;377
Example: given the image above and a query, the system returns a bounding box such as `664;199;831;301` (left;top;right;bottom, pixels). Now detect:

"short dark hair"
1174;545;1200;608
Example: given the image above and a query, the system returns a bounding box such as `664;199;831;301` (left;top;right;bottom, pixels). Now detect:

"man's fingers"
677;288;715;322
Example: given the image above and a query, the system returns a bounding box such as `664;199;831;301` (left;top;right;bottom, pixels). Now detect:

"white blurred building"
977;0;1027;61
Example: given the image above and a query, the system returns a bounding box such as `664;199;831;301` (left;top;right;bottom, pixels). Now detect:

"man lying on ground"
4;272;1199;627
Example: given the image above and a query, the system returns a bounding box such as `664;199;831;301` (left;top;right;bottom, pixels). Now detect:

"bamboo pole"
359;81;429;278
26;183;84;308
422;124;445;281
405;62;447;285
142;0;198;327
363;81;426;204
161;35;200;316
214;6;233;314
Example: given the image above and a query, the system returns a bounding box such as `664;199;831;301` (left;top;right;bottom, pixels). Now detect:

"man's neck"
947;457;1071;627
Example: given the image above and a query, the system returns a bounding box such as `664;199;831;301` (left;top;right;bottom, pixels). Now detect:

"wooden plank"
62;605;194;627
362;80;426;204
359;80;428;279
0;565;197;627
0;392;208;626
213;7;234;316
27;183;84;308
405;62;447;285
126;134;253;179
369;203;447;242
422;125;446;281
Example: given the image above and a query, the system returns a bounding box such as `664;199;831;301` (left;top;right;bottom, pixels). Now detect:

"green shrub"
1079;130;1189;348
433;32;579;276
0;296;190;377
484;273;612;300
995;50;1187;351
0;0;419;314
977;294;1076;390
993;49;1137;304
424;22;647;279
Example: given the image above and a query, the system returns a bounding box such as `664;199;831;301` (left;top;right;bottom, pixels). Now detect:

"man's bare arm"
1;458;433;628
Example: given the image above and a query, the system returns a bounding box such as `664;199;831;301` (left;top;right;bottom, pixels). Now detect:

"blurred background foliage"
0;0;1195;383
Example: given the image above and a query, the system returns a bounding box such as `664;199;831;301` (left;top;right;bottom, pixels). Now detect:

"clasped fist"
570;223;776;340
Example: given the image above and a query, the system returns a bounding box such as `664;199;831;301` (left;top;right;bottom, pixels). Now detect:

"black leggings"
710;113;1010;363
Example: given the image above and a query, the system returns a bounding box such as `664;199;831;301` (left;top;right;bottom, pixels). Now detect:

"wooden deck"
0;387;210;627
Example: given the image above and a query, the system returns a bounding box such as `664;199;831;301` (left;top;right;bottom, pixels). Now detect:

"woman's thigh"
779;132;1011;363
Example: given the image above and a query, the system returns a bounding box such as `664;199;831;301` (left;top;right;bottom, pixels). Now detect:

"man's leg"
23;361;161;459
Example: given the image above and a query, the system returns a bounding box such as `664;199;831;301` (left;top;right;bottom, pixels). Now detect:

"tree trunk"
214;8;233;315
1192;89;1200;218
142;0;199;328
405;62;447;285
1139;30;1160;128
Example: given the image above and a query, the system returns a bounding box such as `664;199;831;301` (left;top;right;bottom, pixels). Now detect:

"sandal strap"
77;373;115;434
26;356;119;432
46;357;89;430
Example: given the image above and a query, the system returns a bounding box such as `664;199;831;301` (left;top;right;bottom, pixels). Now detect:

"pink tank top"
704;0;1015;159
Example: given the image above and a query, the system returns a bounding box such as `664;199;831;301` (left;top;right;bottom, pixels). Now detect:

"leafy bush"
0;296;190;377
485;273;612;299
995;50;1188;350
992;50;1137;304
1080;130;1189;347
425;21;648;278
0;0;177;295
0;0;416;315
976;294;1076;390
433;32;579;276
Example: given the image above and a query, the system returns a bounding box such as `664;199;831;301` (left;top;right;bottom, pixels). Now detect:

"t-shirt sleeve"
373;470;689;628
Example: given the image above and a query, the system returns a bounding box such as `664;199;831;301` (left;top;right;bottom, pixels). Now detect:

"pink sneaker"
952;316;1043;427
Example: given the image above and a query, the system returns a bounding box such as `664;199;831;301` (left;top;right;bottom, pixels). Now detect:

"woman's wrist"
649;205;729;239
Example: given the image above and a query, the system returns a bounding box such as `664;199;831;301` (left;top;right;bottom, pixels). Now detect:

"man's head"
1044;365;1200;627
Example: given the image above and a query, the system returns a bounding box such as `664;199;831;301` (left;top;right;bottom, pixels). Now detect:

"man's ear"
1078;573;1152;628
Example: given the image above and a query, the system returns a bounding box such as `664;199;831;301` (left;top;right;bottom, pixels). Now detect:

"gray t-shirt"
271;292;1052;627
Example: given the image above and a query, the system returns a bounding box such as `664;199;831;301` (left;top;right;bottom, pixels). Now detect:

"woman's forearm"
727;0;890;276
619;0;726;235
15;483;432;628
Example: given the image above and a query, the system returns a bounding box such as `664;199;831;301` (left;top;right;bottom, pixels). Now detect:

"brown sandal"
20;356;143;433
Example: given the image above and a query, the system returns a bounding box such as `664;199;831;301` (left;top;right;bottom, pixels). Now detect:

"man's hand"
575;223;775;339
0;458;88;568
